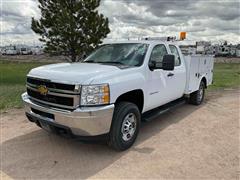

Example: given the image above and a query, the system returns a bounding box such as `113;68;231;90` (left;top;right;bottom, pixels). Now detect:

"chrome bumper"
22;92;114;136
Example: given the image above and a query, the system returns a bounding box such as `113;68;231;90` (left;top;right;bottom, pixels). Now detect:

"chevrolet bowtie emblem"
37;85;48;95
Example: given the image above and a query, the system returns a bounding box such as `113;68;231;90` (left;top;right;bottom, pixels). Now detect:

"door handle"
167;73;174;77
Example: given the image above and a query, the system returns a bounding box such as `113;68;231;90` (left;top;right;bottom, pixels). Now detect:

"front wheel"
189;81;205;105
109;102;141;151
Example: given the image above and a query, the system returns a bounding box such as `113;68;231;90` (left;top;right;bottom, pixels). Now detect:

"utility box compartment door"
185;56;200;94
198;56;214;86
184;55;214;94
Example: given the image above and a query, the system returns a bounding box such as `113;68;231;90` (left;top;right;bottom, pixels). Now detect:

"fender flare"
198;74;207;88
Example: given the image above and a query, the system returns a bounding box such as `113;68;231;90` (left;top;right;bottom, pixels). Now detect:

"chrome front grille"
26;77;80;109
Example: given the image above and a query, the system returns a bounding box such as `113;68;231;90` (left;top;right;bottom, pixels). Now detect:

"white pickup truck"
22;40;214;150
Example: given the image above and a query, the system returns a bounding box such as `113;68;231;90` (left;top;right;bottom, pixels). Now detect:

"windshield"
84;43;149;67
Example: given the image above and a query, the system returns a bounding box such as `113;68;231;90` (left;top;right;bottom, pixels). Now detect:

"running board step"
142;97;186;122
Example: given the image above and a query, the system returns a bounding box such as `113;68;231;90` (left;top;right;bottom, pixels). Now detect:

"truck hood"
28;63;122;84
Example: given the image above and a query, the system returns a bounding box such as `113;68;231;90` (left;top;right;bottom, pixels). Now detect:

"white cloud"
1;0;239;46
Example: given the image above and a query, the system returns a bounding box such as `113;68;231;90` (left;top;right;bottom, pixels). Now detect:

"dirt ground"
0;89;239;179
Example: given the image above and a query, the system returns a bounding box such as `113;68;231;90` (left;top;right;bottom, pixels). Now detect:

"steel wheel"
189;80;205;105
121;113;137;141
198;83;204;102
109;102;140;151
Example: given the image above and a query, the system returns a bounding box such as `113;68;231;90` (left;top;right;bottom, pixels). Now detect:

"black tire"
189;80;205;105
109;102;141;151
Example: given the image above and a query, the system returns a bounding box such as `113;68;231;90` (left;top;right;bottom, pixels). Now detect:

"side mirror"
162;54;175;71
148;61;156;71
149;60;163;71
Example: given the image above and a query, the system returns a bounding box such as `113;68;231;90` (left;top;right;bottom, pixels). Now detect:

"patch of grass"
209;63;240;90
0;61;48;110
0;61;239;110
0;85;26;109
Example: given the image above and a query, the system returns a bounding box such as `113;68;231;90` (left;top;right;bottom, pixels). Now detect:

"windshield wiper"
97;61;125;65
83;60;96;63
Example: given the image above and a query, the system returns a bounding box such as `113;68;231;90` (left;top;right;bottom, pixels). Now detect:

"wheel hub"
199;84;204;101
121;113;136;141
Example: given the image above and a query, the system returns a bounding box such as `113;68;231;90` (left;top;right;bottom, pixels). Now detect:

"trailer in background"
4;45;19;55
20;46;32;55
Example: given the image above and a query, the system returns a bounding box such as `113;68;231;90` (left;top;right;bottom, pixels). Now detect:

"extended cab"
22;40;214;150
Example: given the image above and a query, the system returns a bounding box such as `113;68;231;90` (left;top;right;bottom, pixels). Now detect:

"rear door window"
169;45;181;66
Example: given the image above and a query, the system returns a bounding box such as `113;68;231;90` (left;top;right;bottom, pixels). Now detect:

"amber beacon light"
180;32;186;40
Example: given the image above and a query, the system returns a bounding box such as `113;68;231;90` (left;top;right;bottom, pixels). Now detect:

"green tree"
31;0;110;62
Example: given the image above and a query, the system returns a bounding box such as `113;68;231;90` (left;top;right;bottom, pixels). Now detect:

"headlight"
81;84;110;106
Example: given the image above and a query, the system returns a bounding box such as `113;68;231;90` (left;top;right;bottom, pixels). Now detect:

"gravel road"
1;89;239;179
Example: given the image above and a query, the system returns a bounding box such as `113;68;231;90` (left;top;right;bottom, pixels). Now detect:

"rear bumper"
22;92;114;136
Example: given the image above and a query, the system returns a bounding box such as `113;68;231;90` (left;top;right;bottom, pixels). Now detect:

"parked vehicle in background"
0;47;5;55
20;47;32;55
22;40;214;151
5;45;19;55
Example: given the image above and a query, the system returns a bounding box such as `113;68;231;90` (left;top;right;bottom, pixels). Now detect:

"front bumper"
22;92;114;136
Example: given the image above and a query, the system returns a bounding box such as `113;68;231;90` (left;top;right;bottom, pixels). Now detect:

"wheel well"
115;90;144;112
202;77;207;88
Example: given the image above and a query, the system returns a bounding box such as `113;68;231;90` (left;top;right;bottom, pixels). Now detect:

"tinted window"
149;44;168;68
169;45;181;66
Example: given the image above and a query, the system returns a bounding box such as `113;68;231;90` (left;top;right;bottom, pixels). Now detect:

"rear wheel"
189;80;205;105
109;102;140;151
